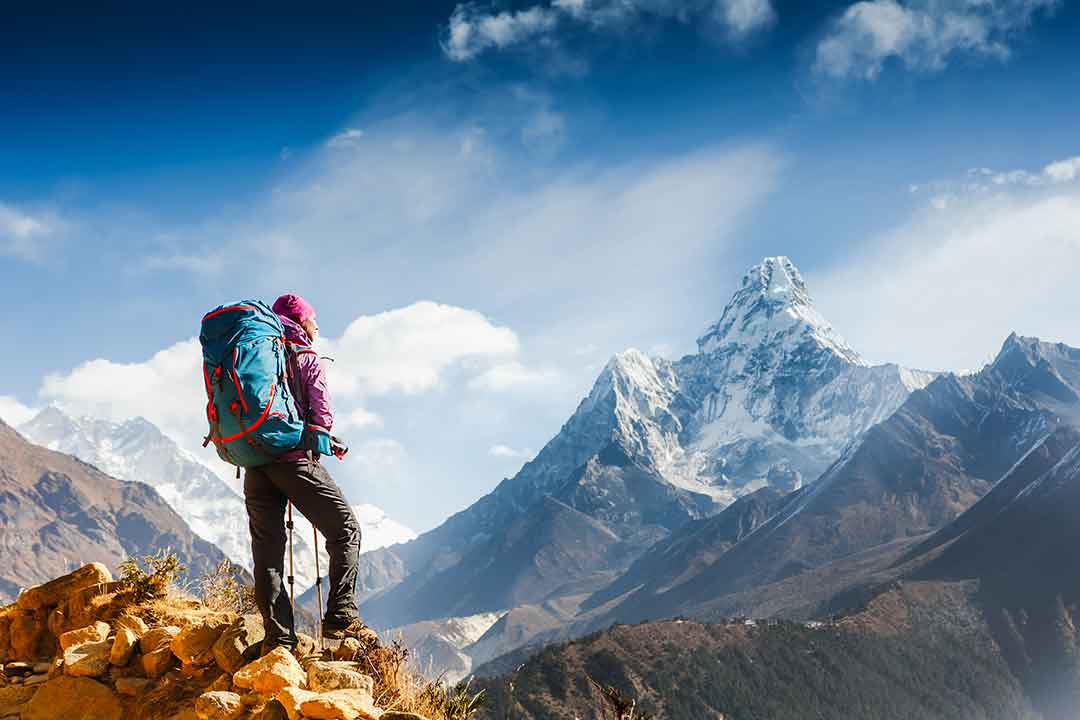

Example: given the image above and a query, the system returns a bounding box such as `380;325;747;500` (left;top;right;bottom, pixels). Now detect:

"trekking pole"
286;501;296;612
313;527;324;650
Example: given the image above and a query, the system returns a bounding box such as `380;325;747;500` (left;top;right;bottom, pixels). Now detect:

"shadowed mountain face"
585;334;1080;629
354;257;933;630
0;419;232;602
909;423;1080;719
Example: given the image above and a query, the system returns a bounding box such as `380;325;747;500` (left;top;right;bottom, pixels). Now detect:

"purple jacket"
278;315;334;461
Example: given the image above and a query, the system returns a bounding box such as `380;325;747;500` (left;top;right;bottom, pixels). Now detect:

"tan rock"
260;698;290;720
23;674;47;686
195;690;245;720
31;662;50;674
172;616;233;666
142;626;181;679
66;580;126;628
381;714;431;720
298;688;382;720
114;676;151;695
306;661;374;693
59;620;111;651
46;606;67;638
114;614;151;636
332;638;362;662
111;652;143;679
295;632;317;658
15;563;112;611
0;685;37;717
276;687;318;720
63;639;112;678
22;675;122;720
213;614;264;674
110;627;139;666
8;610;44;661
0;614;9;664
233;646;306;695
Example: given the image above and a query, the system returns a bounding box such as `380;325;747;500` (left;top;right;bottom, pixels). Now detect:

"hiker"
242;293;364;652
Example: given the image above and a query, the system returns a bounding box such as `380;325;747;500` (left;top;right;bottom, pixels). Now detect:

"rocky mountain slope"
0;419;231;603
582;333;1078;630
475;582;1036;720
17;407;416;593
906;421;1080;719
356;257;934;635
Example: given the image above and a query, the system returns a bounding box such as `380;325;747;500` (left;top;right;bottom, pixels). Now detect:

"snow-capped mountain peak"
697;255;863;365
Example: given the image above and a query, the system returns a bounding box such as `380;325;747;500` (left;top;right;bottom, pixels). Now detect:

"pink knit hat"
272;293;316;324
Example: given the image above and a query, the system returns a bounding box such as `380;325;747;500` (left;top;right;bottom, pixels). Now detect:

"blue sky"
3;0;1080;532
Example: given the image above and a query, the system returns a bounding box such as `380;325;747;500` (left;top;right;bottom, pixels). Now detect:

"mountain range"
15;407;417;593
0;418;230;602
474;341;1080;719
352;256;942;667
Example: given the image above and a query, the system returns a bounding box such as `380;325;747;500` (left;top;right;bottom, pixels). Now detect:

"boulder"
3;663;31;677
114;676;151;695
63;639;112;678
195;690;245;720
172;616;232;666
295;633;317;658
22;675;122;720
23;674;47;686
59;621;111;651
298;688;382;720
141;626;181;679
15;563;112;611
0;685;36;717
306;661;374;693
47;606;67;638
8;610;45;661
259;698;290;720
332;638;362;662
114;614;150;636
110;627;139;666
276;687;318;720
233;647;306;696
213;614;264;674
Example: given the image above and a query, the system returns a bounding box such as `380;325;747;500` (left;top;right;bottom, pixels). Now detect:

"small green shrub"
118;549;186;603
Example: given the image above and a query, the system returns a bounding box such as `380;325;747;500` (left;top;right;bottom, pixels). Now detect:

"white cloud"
814;0;1058;80
443;0;775;61
324;301;527;397
347;438;409;485
468;361;562;392
32;301;551;481
334;407;385;432
326;128;365;149
909;155;1080;205
0;395;37;427
814;184;1080;373
489;444;534;459
0;202;62;261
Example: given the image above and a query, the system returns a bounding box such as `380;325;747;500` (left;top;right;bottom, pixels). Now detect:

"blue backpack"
199;300;305;469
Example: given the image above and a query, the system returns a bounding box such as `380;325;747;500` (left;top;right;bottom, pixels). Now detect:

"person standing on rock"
243;293;367;653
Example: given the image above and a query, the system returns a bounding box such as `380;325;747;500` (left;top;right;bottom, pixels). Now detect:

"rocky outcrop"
0;563;439;720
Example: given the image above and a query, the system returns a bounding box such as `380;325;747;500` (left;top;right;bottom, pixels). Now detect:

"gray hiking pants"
244;459;361;648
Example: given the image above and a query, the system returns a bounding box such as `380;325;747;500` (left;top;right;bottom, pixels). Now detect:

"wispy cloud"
910;154;1080;208
326;128;365;149
443;0;776;62
816;178;1080;373
489;443;535;460
814;0;1058;81
0;395;37;427
0;202;63;262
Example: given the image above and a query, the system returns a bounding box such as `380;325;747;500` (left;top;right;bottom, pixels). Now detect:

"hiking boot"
321;618;380;645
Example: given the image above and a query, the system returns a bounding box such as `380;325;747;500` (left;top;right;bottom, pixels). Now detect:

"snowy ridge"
539;256;938;507
19;407;414;593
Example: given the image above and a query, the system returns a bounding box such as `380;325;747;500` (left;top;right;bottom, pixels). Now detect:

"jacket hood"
279;315;313;345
